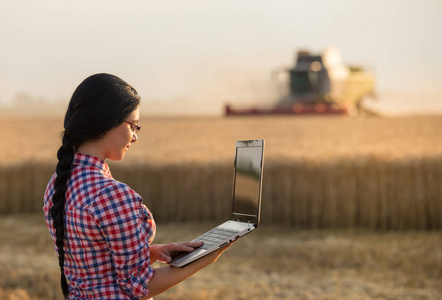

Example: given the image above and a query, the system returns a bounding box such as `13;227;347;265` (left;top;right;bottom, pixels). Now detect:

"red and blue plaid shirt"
44;153;156;299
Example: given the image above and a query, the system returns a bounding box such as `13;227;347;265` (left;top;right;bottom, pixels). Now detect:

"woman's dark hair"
50;73;140;299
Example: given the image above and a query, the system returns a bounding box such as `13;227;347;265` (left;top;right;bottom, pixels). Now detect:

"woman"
43;73;229;299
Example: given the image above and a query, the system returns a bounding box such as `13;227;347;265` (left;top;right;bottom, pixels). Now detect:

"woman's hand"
150;241;203;264
143;242;232;299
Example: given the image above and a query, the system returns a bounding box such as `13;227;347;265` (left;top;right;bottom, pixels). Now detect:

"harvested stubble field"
0;214;441;300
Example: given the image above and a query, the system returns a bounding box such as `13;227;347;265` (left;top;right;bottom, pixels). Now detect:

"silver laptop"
170;139;265;268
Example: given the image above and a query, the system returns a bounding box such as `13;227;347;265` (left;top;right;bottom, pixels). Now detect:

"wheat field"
2;115;442;166
0;115;441;229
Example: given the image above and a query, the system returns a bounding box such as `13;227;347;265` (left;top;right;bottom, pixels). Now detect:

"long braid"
50;135;75;299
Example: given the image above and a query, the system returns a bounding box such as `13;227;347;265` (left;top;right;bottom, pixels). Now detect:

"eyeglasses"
124;120;141;133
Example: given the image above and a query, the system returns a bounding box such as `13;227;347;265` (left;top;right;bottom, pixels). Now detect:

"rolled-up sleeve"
93;182;154;299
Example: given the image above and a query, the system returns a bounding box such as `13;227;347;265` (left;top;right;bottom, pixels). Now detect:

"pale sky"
0;0;441;115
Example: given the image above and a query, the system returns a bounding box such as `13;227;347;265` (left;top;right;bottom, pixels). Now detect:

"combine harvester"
225;47;376;116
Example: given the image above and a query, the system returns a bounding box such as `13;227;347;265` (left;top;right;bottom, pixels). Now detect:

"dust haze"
1;56;440;118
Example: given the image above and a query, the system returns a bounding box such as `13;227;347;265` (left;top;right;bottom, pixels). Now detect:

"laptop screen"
231;140;264;225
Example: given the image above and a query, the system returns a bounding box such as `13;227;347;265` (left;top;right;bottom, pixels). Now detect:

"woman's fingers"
153;241;205;263
155;243;199;263
157;252;173;263
180;241;203;249
169;241;202;253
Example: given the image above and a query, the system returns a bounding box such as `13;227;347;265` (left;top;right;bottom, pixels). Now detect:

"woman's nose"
131;133;138;143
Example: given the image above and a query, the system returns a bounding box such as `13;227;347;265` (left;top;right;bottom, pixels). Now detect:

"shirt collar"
73;152;112;177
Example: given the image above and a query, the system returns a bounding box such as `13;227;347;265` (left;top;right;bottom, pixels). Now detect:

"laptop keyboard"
194;227;240;250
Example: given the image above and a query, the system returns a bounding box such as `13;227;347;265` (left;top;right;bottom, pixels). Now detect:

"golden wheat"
0;115;441;229
1;115;442;165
